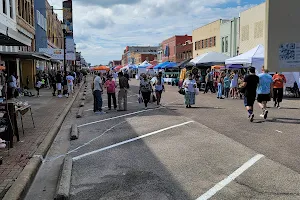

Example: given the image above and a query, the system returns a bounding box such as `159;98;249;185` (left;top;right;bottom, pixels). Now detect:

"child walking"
35;79;42;97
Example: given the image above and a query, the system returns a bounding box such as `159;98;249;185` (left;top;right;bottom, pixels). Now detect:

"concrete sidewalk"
0;87;78;198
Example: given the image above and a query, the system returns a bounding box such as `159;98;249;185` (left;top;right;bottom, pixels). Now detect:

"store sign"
39;48;75;60
36;10;47;31
63;0;73;37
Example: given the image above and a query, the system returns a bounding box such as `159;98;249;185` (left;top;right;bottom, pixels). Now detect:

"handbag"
195;87;200;95
178;88;185;95
138;94;143;104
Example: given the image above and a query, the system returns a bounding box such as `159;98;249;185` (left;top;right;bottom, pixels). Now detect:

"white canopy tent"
225;45;264;70
189;52;230;66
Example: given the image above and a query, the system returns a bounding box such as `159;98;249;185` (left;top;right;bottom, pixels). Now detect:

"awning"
0;23;31;46
0;51;52;61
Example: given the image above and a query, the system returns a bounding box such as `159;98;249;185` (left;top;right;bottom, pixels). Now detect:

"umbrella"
94;65;109;71
113;65;123;72
189;52;230;67
211;65;225;70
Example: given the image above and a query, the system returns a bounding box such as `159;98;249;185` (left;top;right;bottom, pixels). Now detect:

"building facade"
239;3;265;54
157;44;163;63
161;35;192;62
122;46;158;65
193;19;229;58
220;17;240;57
46;0;63;49
176;39;193;63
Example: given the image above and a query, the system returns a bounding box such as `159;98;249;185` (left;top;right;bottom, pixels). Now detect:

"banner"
63;0;73;37
39;48;75;61
66;36;75;60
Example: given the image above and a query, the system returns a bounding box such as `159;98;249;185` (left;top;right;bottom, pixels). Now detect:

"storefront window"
3;0;7;14
9;0;13;18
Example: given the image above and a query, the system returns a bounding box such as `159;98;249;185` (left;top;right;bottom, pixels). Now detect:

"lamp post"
62;24;67;74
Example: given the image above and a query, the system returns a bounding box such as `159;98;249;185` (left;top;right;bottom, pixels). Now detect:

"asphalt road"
65;79;300;200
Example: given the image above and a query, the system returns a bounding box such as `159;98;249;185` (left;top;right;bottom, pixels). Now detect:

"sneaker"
277;106;281;109
263;110;269;119
249;114;254;122
260;113;264;118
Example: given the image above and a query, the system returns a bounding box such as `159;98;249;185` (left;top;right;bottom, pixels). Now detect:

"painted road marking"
78;107;163;128
275;130;283;133
73;121;194;161
196;154;264;200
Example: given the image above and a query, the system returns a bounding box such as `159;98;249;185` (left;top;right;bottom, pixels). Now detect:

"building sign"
279;43;300;68
66;36;75;60
39;48;75;60
63;0;73;37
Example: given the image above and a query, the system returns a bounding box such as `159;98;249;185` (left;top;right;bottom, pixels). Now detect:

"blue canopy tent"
162;62;177;69
154;62;169;69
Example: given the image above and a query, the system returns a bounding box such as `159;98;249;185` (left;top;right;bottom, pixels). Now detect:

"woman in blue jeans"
217;72;225;99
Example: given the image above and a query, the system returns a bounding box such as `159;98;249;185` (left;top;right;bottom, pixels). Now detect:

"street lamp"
62;24;67;74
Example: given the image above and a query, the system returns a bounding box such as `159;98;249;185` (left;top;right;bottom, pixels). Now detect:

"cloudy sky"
48;0;264;65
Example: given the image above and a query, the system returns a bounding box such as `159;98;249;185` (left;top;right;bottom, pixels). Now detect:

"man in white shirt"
93;73;105;114
66;72;75;97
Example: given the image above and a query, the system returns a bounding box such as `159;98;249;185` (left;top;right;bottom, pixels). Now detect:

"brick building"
161;35;192;62
176;40;193;63
121;46;158;65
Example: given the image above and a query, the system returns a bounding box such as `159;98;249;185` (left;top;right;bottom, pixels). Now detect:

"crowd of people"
91;70;165;114
182;66;297;122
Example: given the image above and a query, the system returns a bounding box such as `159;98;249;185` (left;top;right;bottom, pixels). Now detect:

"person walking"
105;75;117;110
118;71;129;111
183;73;196;108
56;71;62;98
257;68;273;119
204;69;215;93
35;79;42;97
224;73;231;98
139;74;152;109
241;67;259;122
8;73;17;99
217;72;225;99
272;72;286;108
153;71;164;106
92;73;105;114
230;70;239;99
66;72;75;97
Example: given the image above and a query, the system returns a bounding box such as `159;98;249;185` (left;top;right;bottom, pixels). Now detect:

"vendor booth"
188;52;230;67
225;45;264;71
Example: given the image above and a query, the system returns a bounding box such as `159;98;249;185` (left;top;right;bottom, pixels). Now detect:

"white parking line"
196;154;264;200
73;121;194;161
84;102;135;112
78;107;163;128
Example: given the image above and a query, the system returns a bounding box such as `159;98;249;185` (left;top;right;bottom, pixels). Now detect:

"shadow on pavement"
70;115;193;200
269;118;300;125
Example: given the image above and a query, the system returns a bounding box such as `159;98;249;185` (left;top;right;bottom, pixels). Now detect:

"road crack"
235;180;300;197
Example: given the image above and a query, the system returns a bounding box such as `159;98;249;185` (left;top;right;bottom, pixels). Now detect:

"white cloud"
47;0;260;65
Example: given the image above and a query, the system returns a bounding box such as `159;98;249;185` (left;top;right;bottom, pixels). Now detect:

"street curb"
70;124;78;140
2;157;42;200
54;156;72;200
76;107;84;118
2;82;84;200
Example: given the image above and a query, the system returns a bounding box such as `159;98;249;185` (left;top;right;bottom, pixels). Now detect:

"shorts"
244;96;255;107
57;83;62;90
257;94;270;103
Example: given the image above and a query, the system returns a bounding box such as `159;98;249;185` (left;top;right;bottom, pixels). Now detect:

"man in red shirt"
272;72;286;108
